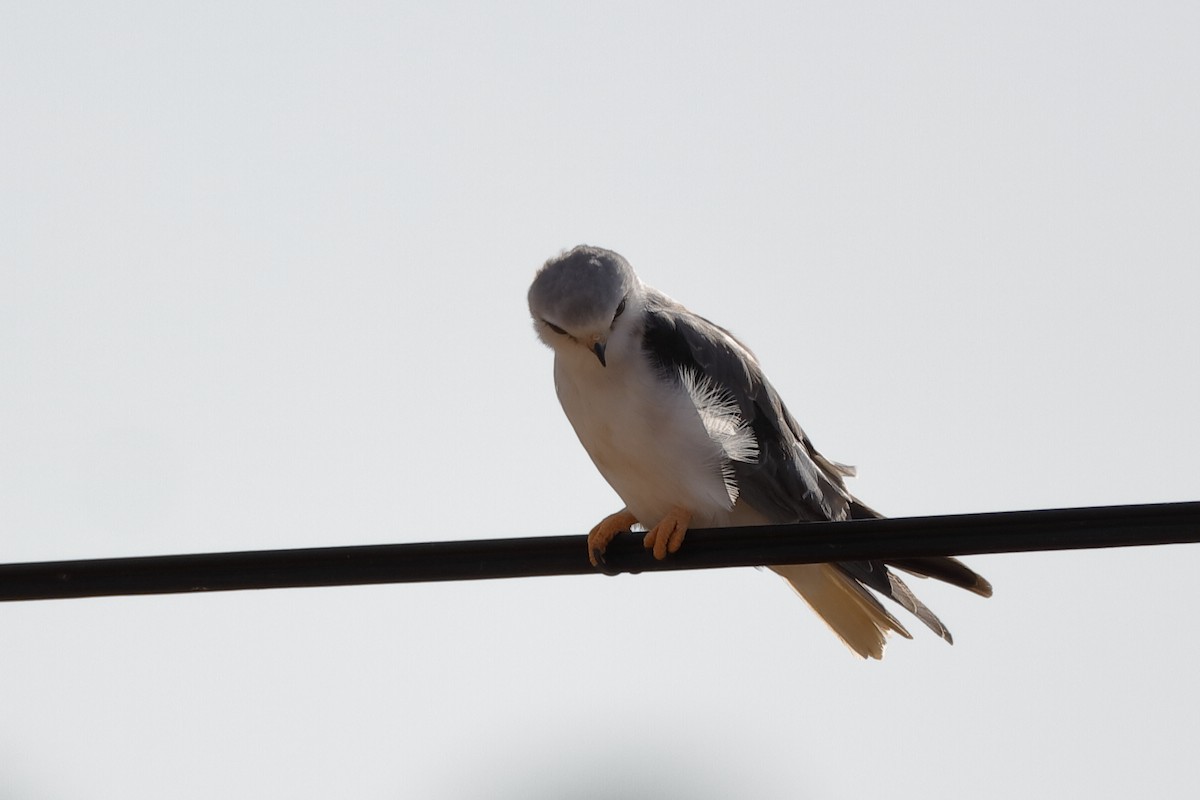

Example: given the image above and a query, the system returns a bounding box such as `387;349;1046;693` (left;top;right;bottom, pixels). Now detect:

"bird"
528;244;992;659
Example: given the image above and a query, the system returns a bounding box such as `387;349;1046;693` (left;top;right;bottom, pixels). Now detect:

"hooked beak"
591;340;607;367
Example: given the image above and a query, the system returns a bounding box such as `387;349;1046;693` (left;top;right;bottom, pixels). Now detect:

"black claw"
589;546;620;576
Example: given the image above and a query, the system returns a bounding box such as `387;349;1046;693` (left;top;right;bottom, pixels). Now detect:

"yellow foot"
587;509;640;568
643;507;692;561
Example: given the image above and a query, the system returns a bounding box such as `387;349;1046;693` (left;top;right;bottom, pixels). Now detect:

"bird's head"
528;245;641;368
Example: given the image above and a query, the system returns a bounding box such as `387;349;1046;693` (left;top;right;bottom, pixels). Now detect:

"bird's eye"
612;298;627;322
544;320;568;335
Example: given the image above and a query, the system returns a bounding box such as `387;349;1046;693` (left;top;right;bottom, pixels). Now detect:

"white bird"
528;245;991;659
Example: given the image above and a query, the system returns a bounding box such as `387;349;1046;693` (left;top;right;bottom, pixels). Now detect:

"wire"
1;501;1197;603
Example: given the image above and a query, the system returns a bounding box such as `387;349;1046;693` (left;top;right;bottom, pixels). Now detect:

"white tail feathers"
769;563;913;660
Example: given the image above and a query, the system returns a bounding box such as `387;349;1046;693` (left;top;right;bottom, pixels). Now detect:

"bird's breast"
553;350;737;527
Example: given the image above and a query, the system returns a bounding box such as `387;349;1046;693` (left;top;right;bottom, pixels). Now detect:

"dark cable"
1;501;1197;603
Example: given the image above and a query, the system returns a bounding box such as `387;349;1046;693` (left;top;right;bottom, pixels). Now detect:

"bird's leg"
644;506;692;561
588;509;639;568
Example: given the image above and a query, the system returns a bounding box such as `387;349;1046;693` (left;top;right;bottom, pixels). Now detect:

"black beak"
592;341;607;367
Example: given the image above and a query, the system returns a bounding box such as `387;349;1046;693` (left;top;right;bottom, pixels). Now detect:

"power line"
1;501;1197;603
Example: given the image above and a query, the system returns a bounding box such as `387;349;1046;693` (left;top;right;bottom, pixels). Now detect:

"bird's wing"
639;291;991;642
639;291;853;524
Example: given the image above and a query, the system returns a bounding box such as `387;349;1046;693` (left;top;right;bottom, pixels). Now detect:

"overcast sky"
2;2;1199;798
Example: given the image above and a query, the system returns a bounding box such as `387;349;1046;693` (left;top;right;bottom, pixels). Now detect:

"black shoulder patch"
641;310;698;378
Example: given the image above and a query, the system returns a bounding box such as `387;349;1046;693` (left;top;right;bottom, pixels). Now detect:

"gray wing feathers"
644;296;990;646
643;295;853;524
889;557;995;597
836;560;955;643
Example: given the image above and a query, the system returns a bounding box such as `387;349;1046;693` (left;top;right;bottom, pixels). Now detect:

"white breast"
553;344;738;529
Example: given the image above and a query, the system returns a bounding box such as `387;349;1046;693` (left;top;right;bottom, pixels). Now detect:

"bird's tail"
769;563;913;660
759;497;991;658
770;553;992;659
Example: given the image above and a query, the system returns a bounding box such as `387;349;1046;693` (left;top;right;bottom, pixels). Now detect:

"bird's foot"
588;509;640;570
643;507;692;560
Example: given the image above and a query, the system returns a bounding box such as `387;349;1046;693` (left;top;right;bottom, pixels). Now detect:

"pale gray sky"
2;2;1199;798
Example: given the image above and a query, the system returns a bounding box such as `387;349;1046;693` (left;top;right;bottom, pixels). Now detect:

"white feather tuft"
677;368;759;463
678;368;758;505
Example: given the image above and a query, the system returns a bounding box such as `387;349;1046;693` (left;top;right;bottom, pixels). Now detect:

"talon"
587;510;639;571
642;507;692;561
